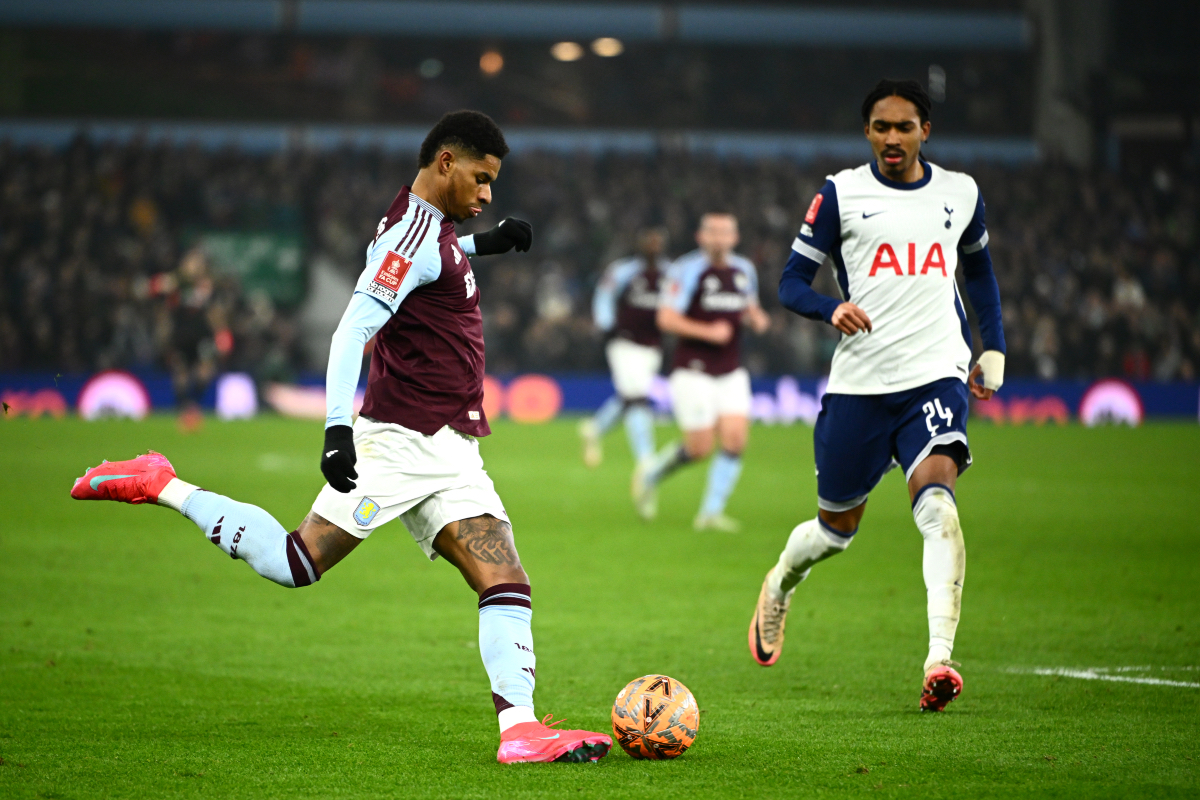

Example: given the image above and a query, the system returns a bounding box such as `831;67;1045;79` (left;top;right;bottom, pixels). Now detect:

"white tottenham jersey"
790;160;987;394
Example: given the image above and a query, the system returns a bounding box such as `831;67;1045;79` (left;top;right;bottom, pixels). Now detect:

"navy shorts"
814;377;971;511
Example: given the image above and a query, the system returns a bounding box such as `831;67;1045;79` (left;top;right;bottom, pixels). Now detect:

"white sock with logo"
765;517;853;601
913;485;965;672
478;583;537;733
158;478;318;588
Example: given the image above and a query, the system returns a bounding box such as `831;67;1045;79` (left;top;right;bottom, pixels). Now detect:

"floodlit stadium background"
0;0;1196;423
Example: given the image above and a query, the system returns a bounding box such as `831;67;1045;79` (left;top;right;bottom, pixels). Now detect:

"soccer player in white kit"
578;227;667;472
747;80;1006;712
634;213;770;530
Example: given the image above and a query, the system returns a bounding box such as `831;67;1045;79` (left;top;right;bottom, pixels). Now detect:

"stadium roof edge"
0;1;1031;49
0;119;1041;164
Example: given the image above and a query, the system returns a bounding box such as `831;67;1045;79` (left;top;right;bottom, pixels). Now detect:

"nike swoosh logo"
862;211;885;219
325;450;337;458
538;734;560;740
90;474;135;491
753;613;773;664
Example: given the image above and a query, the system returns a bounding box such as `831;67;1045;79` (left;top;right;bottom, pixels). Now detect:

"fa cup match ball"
611;674;699;759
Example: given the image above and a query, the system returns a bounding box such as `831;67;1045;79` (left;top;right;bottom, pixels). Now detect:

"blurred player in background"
747;80;1006;712
71;111;612;764
578;227;668;473
144;247;226;432
633;213;770;530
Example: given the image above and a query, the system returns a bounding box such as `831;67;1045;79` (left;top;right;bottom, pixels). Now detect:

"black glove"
321;425;358;493
472;218;533;255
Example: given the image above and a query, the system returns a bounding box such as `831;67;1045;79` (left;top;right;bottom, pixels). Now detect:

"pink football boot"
497;715;612;764
920;662;963;712
70;453;177;505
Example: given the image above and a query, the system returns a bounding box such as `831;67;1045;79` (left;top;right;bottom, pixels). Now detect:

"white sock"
179;489;318;588
765;517;853;601
156;477;200;512
913;485;965;672
498;706;537;733
478;583;537;731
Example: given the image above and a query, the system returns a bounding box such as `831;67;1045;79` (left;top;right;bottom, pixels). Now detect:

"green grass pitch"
1;415;1198;799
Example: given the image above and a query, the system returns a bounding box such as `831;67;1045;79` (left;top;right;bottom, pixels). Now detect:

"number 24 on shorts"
923;399;954;435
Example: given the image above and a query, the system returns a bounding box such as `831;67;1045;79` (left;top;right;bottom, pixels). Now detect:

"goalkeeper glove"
321;425;358;493
472;218;533;255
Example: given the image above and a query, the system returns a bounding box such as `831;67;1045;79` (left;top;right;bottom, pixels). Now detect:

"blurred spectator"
0;136;1197;385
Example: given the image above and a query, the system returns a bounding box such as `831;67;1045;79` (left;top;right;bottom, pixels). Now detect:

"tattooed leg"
295;511;362;576
434;515;538;724
433;514;529;594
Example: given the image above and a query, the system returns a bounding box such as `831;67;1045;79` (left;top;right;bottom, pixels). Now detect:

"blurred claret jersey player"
747;79;1006;712
633;213;770;531
70;111;613;764
578;227;669;473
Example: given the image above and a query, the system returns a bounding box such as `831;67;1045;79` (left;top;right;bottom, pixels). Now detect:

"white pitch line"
1008;667;1200;688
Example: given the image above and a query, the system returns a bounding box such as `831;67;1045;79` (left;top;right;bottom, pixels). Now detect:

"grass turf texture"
1;416;1198;799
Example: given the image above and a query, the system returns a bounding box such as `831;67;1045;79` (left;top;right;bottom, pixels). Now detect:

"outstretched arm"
464;218;533;256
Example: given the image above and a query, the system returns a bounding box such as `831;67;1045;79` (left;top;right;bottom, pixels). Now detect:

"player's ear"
921;120;931;142
438;148;455;175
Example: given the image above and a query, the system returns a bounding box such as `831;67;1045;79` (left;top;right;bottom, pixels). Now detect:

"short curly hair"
861;79;932;124
418;110;510;168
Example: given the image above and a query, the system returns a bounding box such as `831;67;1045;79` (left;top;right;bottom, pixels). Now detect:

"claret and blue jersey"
592;256;663;347
661;249;759;376
780;158;1005;395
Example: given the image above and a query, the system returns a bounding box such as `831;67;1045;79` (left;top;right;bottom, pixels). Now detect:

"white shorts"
606;338;662;399
668;367;752;431
311;416;509;561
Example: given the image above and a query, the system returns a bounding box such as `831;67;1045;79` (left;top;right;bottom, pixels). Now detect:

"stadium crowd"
1;136;1197;388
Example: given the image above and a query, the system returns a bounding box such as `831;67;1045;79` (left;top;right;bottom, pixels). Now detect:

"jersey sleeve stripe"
393;209;424;254
961;230;989;254
792;237;828;262
404;210;433;257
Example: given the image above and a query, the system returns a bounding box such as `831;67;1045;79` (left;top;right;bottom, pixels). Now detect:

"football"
611;674;699;759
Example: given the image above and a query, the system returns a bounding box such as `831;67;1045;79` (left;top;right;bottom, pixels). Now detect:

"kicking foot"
748;575;790;666
578;419;602;468
497;714;612;763
694;512;740;532
70;452;177;505
919;661;963;712
630;462;657;520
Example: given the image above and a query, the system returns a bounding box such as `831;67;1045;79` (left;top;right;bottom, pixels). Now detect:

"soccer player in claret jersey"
747;80;1006;712
70;111;612;763
633;213;770;530
578;227;668;473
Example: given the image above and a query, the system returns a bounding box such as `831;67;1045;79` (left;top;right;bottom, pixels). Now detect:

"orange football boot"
749;575;790;666
496;714;612;764
70;453;177;505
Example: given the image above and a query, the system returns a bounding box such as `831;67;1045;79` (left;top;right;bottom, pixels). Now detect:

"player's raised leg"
908;452;966;712
749;392;889;666
749;507;859;666
71;454;350;587
430;515;611;763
